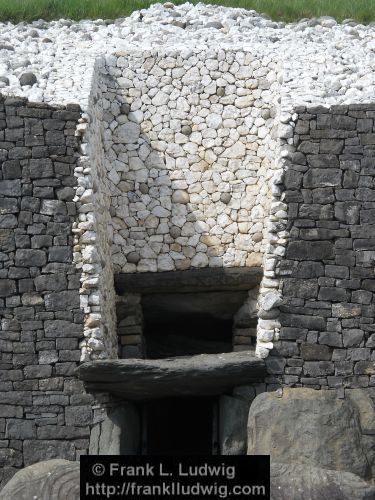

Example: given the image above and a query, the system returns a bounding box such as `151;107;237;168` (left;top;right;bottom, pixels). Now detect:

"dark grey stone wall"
0;95;92;488
1;93;374;483
268;105;375;391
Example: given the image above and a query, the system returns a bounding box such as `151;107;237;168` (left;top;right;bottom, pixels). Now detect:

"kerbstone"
271;463;375;500
247;388;374;479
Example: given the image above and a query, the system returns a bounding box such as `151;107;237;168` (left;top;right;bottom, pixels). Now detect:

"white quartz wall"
73;58;118;361
98;47;280;273
72;48;292;360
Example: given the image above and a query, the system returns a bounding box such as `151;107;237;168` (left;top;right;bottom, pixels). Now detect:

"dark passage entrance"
142;291;248;358
144;397;216;455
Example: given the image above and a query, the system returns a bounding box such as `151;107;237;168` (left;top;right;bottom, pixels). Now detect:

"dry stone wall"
0;95;93;488
267;105;375;390
0;4;374;368
0;3;375;486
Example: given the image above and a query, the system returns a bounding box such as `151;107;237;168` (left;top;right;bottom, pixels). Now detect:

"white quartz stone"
191;252;209;267
114;122;140;143
222;141;246;159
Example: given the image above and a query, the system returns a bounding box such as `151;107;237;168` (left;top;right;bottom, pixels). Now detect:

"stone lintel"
77;351;266;400
114;267;263;295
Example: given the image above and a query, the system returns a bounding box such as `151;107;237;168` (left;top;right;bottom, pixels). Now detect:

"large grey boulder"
0;459;79;500
248;388;375;480
271;463;375;500
3;459;374;500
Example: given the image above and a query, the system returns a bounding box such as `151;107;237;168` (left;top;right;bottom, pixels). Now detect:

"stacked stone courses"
0;95;93;487
0;2;374;488
101;48;279;274
267;105;375;390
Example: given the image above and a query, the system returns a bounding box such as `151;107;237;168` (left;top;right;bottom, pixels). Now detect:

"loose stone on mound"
19;72;37;86
0;3;373;106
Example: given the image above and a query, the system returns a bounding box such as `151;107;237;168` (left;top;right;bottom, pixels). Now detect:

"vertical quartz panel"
99;48;280;274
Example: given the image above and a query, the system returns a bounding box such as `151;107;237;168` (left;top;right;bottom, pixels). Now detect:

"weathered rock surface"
0;459;80;500
219;395;250;455
270;463;375;500
115;267;263;294
89;404;140;455
248;388;375;480
3;458;374;500
77;351;266;399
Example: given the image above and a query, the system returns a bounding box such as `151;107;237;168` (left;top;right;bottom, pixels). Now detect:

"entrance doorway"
143;396;218;455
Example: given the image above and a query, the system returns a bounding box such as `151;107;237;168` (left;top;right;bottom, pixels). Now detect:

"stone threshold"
76;350;265;400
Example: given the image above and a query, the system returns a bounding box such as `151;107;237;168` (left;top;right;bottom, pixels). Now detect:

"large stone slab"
248;388;375;480
89;404;140;455
219;395;250;455
3;458;374;500
115;267;262;294
77;351;266;399
0;459;79;500
271;463;375;500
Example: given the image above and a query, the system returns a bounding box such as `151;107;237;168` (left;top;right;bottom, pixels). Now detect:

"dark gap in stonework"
143;396;216;455
142;290;248;358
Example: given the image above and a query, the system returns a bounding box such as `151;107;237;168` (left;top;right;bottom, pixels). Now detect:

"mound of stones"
0;2;373;106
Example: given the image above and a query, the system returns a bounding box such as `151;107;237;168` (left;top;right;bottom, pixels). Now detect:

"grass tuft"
0;0;373;24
